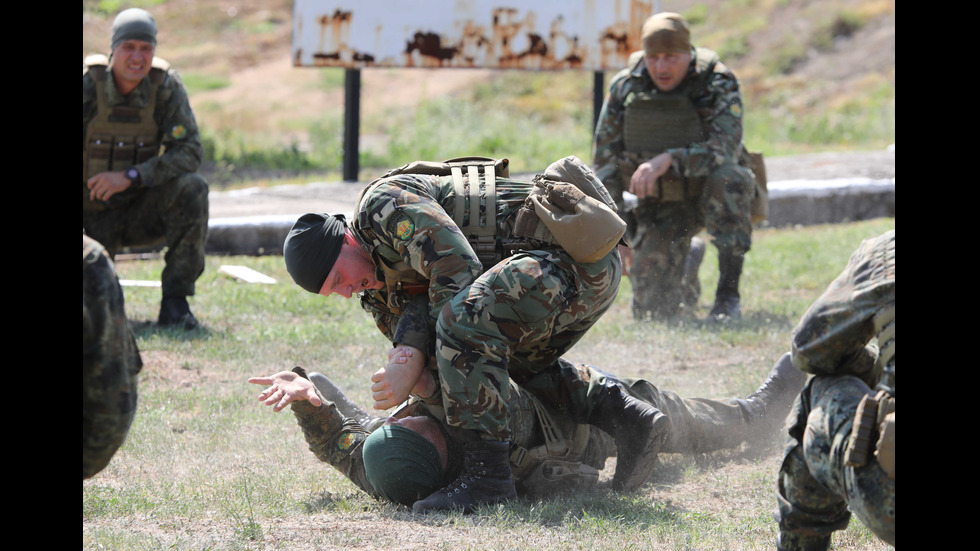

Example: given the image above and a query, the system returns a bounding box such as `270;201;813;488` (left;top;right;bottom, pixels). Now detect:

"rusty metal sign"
293;0;656;70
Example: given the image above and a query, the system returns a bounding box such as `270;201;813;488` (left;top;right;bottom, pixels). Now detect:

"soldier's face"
318;244;383;298
644;52;691;92
110;39;155;91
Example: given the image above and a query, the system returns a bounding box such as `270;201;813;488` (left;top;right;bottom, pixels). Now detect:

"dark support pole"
343;68;361;182
593;70;605;133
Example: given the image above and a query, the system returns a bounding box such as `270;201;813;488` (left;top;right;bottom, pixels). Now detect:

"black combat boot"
680;236;706;308
708;248;744;321
412;439;517;514
158;295;201;329
736;353;808;441
777;531;832;551
589;383;670;491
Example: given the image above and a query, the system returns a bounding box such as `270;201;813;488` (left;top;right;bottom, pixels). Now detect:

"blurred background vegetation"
83;0;895;187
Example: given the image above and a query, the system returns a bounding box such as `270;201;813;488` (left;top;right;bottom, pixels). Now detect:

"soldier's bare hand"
371;346;426;410
87;170;134;202
629;153;672;199
248;371;322;412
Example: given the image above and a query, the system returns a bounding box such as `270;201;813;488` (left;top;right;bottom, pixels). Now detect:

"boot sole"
612;413;670;491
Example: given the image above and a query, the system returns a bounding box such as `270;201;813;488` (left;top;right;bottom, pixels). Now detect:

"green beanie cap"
111;8;158;52
283;213;348;294
362;425;443;506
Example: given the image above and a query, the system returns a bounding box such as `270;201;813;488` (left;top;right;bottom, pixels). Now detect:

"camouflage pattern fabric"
289;359;768;500
83;60;208;297
774;230;895;549
83;234;143;479
350;171;621;441
592;49;754;318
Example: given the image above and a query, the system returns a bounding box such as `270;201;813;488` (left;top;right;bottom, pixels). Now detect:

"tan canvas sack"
527;156;627;264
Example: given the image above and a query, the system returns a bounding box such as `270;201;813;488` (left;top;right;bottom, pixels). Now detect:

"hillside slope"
82;0;895;175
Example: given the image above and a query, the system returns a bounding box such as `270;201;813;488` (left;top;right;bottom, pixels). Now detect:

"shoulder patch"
337;432;356;450
730;100;742;118
387;210;415;241
171;125;187;139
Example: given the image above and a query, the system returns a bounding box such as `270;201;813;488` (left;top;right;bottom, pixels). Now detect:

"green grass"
83;218;895;550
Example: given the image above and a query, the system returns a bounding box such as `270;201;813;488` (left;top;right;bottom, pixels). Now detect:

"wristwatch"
125;167;140;183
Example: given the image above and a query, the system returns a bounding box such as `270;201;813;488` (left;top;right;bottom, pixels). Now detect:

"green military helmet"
362;425;444;506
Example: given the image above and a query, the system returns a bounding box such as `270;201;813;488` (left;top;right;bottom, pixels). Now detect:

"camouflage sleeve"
791;231;896;376
359;290;399;342
591;69;633;210
668;65;745;180
288;373;380;498
139;69;204;188
83;73;97;150
83;235;143;479
361;178;484;330
358;292;435;356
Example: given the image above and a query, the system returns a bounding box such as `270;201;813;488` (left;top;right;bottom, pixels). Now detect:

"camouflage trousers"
83;172;209;297
629;163;753;319
518;358;756;452
436;247;621;441
83;235;143;479
774;375;895;548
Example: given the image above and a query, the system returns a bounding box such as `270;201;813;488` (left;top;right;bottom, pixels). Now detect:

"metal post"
593;70;605;133
343;68;361;182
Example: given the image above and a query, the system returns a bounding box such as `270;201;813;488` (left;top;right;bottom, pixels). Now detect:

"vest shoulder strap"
84;54;108;79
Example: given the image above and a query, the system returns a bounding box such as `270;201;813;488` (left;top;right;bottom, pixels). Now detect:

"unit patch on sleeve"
730;100;742;118
337;432;356;451
387;210;416;241
171;124;187;139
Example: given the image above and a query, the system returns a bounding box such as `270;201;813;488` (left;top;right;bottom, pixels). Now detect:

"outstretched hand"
247;370;322;412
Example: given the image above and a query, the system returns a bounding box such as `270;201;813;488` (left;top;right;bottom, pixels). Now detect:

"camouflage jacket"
352;173;540;357
592;47;745;211
791;230;895;394
83;234;143;478
83;56;203;188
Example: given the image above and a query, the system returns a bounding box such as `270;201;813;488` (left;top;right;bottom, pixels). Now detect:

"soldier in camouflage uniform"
248;348;806;507
280;157;669;513
83;234;143;479
83;8;209;329
774;230;895;550
592;12;757;321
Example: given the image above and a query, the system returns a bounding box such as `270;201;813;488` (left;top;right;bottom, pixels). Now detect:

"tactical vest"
353;156;622;314
623;48;715;157
620;49;769;222
83;54;171;210
352;157;523;315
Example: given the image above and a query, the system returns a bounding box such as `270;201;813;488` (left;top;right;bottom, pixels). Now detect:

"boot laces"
444;460;486;496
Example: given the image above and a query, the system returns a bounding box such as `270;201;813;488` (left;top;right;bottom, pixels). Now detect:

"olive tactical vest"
622;48;717;157
83;54;171;209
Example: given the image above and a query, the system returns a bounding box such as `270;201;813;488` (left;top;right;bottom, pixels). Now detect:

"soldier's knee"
174;172;208;197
